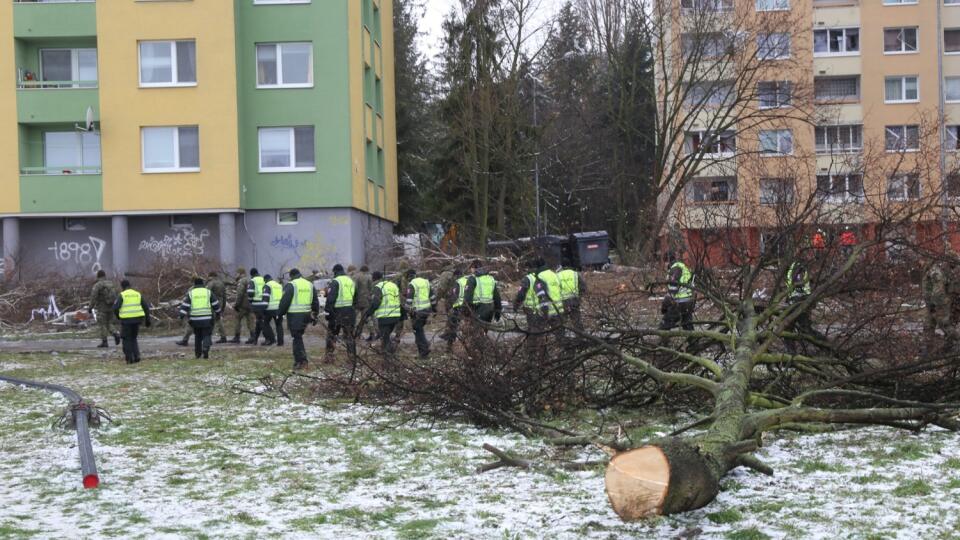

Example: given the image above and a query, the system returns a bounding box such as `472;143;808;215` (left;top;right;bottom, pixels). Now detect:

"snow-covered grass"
1;350;960;539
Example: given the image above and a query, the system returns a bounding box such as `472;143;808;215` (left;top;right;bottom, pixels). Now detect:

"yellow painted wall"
348;1;367;214
96;1;239;212
0;4;19;213
380;0;399;223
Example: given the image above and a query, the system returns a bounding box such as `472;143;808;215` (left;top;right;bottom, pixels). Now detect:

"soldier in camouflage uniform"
433;264;456;313
206;271;229;343
353;265;375;340
923;257;956;349
231;267;254;343
89;270;120;348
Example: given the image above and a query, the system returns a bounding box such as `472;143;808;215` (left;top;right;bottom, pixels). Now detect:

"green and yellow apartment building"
0;0;398;278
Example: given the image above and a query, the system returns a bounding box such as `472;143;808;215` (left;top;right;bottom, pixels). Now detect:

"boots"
97;338;108;348
113;332;121;345
175;339;189;346
230;334;241;344
216;336;228;344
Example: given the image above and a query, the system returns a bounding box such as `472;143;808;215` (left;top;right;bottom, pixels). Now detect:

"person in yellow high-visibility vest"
558;266;586;330
178;276;221;359
367;271;402;357
404;268;434;358
464;260;502;323
278;268;320;370
264;274;285;347
111;279;151;364
440;264;469;349
659;252;695;331
324;264;357;355
246;268;275;345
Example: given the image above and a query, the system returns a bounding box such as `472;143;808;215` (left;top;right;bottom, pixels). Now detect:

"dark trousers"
252;308;276;343
291;327;307;366
266;311;284;345
412;312;430;358
660;300;695;331
563;299;583;330
442;307;465;345
378;318;400;357
472;304;494;323
192;325;212;358
120;323;141;363
326;307;357;354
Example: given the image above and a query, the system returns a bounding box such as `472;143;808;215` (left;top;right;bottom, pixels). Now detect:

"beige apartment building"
667;0;960;264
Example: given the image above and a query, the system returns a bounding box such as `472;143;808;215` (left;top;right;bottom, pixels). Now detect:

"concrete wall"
5;208;392;279
236;208;392;275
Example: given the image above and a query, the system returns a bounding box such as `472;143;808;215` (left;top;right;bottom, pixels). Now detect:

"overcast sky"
417;0;564;67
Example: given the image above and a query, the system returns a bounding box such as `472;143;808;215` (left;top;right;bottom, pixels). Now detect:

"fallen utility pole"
0;374;100;489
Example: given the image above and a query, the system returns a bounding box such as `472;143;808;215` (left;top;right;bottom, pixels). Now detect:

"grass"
893;479;934;497
707;508;743;524
798;458;849;474
727;527;771;540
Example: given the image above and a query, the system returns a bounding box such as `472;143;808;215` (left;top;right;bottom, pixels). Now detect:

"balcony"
19;174;102;213
13;0;97;39
17;86;98;124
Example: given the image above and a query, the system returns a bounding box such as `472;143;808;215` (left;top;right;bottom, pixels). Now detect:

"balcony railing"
21;166;101;176
17;79;97;89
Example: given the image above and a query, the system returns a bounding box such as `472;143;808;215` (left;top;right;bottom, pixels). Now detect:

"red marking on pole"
83;475;99;489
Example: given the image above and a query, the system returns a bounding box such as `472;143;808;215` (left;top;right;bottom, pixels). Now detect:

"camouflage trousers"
96;309;118;340
233;308;254;337
924;303;956;341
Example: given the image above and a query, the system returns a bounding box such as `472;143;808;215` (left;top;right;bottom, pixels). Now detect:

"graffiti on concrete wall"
138;227;210;260
48;236;107;273
270;234;309;257
29;295;61;322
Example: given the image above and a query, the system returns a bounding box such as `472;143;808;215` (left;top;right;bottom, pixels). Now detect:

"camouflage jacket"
234;277;252;309
923;263;949;306
89;278;118;310
433;270;455;303
207;278;227;305
353;271;373;308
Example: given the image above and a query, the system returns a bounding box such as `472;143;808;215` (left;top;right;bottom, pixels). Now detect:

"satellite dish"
76;106;95;132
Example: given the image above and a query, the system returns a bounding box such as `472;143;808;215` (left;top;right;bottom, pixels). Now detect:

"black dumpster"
532;235;568;268
570;231;610;269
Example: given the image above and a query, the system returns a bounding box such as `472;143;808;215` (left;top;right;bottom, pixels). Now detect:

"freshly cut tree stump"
605;439;721;520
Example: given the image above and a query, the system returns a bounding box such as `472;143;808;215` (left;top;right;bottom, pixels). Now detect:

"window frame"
755;0;789;11
138;40;197;88
759;177;795;205
814;75;861;103
887;174;921;201
684;130;737;156
170;215;194;229
884;125;921;152
945;28;960;54
883;0;918;4
759;129;794;156
757;32;791;60
38;47;98;88
757;80;793;109
687;176;737;204
680;0;734;11
276;210;300;225
946;77;960;102
813;27;860;57
946;125;960;151
64;218;87;232
883;27;919;54
140;126;201;174
257;126;316;173
884;75;919;103
814;124;863;154
816;174;864;203
255;42;314;89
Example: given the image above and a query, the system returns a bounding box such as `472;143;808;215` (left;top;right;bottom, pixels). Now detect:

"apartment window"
814;76;860;102
64;218;87;232
947;125;960;150
688;177;736;203
884;28;918;53
756;0;788;10
884;125;920;152
686;81;734;107
884;0;917;4
816;174;864;202
887;174;921;201
884;76;919;102
258;127;315;172
139;41;196;87
758;81;792;109
43;132;101;174
141;126;200;173
256;42;313;88
947;77;960;101
39;48;97;87
681;0;733;10
757;33;790;59
947;174;960;199
815;125;862;154
277;210;299;225
684;130;736;155
949;0;960;6
681;32;733;59
759;178;795;205
759;129;793;155
946;29;960;53
813;28;860;55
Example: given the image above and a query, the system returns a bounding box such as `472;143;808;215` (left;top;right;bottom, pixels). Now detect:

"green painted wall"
20;174;102;213
14;37;98;78
17;87;98;124
235;0;353;211
362;0;386;213
13;2;97;39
